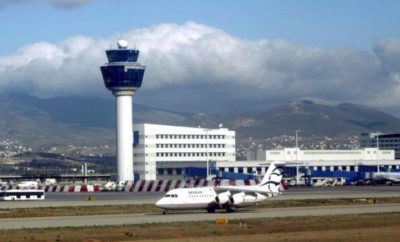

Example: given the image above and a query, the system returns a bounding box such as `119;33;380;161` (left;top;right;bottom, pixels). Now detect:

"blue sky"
1;0;400;113
2;0;399;54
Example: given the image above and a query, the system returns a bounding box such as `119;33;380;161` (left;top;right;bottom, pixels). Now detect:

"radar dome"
117;40;128;49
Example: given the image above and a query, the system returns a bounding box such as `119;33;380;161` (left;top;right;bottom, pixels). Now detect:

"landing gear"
207;208;216;213
162;210;168;215
225;206;235;213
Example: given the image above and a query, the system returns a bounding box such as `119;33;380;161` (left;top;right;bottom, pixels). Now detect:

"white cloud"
0;22;400;112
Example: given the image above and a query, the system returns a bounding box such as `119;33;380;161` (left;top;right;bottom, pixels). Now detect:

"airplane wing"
215;185;280;197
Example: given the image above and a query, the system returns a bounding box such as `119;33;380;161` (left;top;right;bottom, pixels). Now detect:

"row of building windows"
156;134;226;139
371;139;400;143
157;165;400;176
156;144;226;149
156;152;226;157
381;144;399;148
158;168;183;175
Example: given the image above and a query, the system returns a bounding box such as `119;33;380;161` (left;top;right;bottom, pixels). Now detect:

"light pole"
376;134;380;173
204;129;211;180
295;130;301;185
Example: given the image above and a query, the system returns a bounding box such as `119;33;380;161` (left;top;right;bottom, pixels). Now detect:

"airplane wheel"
207;208;215;213
226;207;235;213
163;210;168;215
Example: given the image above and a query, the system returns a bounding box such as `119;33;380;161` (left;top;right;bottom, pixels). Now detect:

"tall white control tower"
100;40;146;182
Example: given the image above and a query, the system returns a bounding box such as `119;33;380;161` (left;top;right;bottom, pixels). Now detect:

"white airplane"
373;172;400;184
155;162;284;214
17;181;39;190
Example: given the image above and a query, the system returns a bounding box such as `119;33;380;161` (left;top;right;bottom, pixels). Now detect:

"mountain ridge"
1;93;400;149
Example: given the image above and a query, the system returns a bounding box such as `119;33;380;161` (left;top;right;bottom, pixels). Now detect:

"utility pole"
204;129;211;180
295;130;301;185
376;134;380;173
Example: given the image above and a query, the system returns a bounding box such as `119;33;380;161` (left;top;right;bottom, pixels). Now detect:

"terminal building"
132;123;236;180
360;132;400;159
131;124;400;185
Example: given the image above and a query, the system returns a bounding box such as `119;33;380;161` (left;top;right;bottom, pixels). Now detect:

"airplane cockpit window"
165;194;171;197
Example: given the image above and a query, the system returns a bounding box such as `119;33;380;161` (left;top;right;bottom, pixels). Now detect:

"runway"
1;203;400;230
0;186;399;209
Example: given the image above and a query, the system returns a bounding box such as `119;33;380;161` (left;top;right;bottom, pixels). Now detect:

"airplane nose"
155;199;163;208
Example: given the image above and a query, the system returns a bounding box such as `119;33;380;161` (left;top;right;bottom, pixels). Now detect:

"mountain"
218;97;400;139
1;94;400;149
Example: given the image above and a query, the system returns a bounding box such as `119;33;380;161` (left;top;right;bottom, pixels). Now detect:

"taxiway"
1;203;400;229
0;186;399;209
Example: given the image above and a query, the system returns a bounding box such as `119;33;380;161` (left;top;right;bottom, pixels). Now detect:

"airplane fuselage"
155;186;268;212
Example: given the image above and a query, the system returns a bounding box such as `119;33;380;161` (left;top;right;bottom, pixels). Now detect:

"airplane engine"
231;192;245;205
215;191;231;205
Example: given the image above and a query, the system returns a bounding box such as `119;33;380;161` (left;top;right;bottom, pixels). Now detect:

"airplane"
155;162;285;214
373;172;400;185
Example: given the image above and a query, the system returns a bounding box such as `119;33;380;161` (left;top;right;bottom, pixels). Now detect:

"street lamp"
376;134;380;173
204;129;211;180
295;130;301;185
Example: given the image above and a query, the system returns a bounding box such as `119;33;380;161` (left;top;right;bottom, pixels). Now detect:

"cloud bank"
0;22;400;112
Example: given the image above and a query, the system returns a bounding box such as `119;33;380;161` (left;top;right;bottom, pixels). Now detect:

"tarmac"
1;203;400;229
1;186;399;209
0;186;399;229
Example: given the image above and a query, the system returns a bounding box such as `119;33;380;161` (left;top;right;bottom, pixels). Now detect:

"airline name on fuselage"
188;190;204;194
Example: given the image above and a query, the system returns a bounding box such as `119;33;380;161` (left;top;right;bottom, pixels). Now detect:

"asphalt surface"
0;186;399;209
1;203;400;229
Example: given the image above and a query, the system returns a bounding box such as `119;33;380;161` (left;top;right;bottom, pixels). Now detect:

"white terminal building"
265;148;396;171
133;123;236;180
131;124;400;184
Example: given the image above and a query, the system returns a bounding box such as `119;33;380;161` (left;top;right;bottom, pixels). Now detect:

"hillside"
1;94;400;150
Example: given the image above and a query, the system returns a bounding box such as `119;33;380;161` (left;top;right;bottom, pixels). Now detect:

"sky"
0;0;400;114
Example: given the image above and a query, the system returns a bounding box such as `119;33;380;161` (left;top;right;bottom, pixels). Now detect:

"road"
0;186;399;209
1;203;400;229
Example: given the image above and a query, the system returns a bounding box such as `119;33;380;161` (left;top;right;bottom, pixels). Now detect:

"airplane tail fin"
257;162;284;194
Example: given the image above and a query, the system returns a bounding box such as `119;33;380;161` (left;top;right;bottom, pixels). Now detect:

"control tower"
100;40;145;182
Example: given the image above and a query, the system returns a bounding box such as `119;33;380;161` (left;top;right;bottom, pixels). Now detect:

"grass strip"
0;212;399;241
